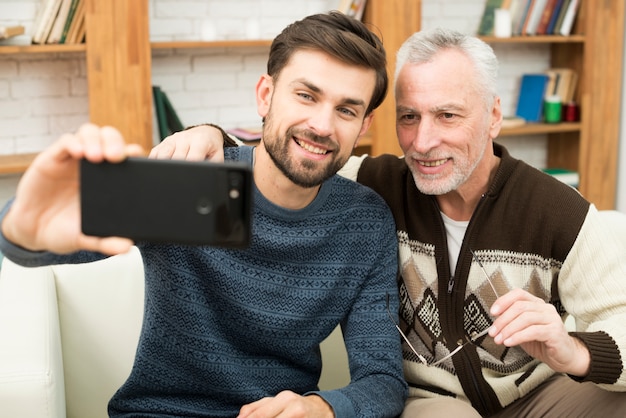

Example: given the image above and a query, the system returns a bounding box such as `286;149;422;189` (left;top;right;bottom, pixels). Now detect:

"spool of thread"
544;95;562;123
563;102;580;122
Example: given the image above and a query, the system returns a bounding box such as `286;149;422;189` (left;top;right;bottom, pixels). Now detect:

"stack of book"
31;0;86;45
514;67;577;123
478;0;581;36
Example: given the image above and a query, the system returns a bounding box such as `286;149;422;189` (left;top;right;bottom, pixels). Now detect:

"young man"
163;28;626;417
0;12;407;418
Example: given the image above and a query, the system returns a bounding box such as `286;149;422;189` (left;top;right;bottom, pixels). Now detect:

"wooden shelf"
479;35;585;44
152;40;272;49
0;44;86;54
0;153;37;174
500;122;581;137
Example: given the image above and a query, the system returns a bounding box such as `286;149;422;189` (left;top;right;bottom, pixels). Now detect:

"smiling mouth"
418;159;448;167
295;138;329;155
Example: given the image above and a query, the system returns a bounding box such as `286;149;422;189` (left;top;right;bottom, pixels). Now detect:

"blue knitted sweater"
0;147;406;417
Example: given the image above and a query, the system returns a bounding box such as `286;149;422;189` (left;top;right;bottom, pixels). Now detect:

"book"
0;25;25;40
59;0;80;43
501;116;526;128
546;68;577;102
551;0;571;34
32;0;63;44
522;0;548;35
477;0;508;36
65;0;85;44
511;0;532;35
515;73;549;122
543;168;579;188
557;0;580;36
535;0;559;35
46;0;73;44
545;0;565;34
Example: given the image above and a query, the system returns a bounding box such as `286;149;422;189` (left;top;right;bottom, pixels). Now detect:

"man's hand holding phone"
1;123;143;256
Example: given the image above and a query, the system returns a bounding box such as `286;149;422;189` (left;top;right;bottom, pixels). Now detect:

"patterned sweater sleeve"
308;205;408;417
0;199;106;267
559;205;626;390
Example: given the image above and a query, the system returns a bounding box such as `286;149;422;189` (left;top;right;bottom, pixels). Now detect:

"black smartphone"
80;157;252;248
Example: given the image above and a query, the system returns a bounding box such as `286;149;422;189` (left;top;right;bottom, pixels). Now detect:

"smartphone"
80;157;252;248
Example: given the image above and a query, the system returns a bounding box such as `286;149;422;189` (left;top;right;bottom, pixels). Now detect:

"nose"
306;104;334;138
407;118;441;154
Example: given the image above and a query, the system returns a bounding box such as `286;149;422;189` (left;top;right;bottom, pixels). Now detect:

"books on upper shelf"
337;0;367;21
31;0;85;44
477;0;510;36
522;0;549;35
543;168;579;188
535;0;561;35
515;73;549;122
32;0;63;44
46;0;73;44
557;0;580;36
0;25;25;40
510;0;580;36
63;0;86;44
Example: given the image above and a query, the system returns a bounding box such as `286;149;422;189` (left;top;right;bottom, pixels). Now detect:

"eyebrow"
397;103;465;114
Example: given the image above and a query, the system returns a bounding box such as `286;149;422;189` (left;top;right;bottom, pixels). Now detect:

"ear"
354;113;374;149
489;96;503;139
256;74;273;118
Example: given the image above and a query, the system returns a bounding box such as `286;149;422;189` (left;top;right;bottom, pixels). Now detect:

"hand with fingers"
150;124;227;162
489;288;591;377
237;391;333;418
1;123;144;256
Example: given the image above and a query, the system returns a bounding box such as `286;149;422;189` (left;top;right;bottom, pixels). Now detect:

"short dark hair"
267;11;388;116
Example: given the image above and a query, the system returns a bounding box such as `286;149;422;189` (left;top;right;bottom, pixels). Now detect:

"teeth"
296;139;328;155
419;159;447;167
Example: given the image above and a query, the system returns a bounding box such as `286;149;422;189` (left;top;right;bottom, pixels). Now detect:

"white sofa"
0;246;350;418
1;210;624;418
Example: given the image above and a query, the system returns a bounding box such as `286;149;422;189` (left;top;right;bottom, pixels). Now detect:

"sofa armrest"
0;258;66;418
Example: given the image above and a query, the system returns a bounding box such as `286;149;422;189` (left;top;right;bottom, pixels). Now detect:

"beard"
407;145;486;196
262;109;348;188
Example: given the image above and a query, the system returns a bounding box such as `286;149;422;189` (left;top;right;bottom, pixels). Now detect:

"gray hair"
394;28;499;107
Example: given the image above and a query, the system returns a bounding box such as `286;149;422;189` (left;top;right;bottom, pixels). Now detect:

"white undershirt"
440;212;469;277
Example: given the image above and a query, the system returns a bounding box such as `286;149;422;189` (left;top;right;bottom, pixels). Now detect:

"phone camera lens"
196;197;212;215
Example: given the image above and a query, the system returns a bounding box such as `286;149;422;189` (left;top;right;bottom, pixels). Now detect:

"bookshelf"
362;0;421;157
0;0;623;209
480;0;624;210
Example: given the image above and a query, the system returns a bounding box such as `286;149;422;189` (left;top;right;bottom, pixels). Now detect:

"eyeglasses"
386;249;501;367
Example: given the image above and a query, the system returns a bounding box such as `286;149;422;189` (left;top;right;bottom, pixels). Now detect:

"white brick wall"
0;0;571;197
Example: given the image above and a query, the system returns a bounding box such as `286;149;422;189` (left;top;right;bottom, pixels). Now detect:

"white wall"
0;0;623;209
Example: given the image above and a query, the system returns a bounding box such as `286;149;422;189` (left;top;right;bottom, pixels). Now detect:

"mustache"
286;127;332;146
